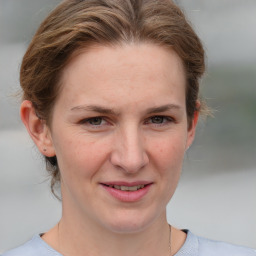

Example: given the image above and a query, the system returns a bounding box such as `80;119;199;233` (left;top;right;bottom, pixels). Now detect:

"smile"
105;185;145;191
101;182;152;202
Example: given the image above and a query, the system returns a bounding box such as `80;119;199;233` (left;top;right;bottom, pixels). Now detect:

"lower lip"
101;184;152;202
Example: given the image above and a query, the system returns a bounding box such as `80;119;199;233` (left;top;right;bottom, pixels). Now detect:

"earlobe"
20;100;56;157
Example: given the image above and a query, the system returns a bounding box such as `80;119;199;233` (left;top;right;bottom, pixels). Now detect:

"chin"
101;208;164;234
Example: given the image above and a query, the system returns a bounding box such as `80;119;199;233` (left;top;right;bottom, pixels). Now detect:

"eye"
145;115;174;126
79;116;107;127
151;116;165;124
88;117;103;125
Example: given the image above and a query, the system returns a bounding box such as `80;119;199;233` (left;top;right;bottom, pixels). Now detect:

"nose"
110;127;149;173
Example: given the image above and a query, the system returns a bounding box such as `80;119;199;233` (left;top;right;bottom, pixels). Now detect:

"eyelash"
145;116;174;126
79;115;174;128
79;117;107;127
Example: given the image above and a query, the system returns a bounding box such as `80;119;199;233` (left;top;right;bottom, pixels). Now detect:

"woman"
2;0;255;255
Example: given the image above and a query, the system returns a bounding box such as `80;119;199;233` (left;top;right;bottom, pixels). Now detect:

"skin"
21;43;199;256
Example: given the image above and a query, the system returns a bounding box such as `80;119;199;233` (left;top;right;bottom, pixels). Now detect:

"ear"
20;100;56;157
186;101;200;150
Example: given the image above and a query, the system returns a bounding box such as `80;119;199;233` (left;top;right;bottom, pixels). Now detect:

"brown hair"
20;0;206;195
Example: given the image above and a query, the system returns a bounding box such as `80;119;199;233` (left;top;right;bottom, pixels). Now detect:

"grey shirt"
2;231;256;256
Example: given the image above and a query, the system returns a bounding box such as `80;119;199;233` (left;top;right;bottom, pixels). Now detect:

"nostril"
110;154;148;173
110;134;149;172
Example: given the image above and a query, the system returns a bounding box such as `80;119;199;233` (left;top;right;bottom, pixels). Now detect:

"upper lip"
100;181;153;187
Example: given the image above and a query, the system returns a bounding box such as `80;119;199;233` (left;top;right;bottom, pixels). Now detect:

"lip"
102;181;151;186
100;181;153;202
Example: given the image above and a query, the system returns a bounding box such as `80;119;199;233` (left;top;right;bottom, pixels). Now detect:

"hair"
20;0;207;196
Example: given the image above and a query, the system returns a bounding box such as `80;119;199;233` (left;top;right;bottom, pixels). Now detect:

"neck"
56;213;170;256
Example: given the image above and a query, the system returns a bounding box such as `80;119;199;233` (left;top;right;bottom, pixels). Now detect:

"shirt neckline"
35;230;198;256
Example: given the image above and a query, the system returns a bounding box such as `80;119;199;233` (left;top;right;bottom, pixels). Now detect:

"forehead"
57;43;186;110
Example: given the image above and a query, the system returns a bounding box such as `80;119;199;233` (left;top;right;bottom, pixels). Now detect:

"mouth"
100;182;153;202
103;184;146;191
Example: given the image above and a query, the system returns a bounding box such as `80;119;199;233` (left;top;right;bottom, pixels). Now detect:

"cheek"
150;133;187;173
148;135;186;206
53;133;111;181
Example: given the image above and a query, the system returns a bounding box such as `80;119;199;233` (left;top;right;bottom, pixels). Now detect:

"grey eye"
89;117;102;125
151;116;164;124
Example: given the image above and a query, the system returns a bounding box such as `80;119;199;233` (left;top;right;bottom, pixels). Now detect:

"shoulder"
197;234;256;256
176;230;256;256
1;235;61;256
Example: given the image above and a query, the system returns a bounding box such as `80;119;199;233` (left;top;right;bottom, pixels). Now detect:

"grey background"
0;0;256;253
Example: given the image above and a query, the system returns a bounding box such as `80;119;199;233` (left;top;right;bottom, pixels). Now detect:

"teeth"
111;185;145;191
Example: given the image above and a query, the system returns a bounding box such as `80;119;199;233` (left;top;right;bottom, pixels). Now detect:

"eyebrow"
146;104;182;114
70;105;118;115
70;104;181;115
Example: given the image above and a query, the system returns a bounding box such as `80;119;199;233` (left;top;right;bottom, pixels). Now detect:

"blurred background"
0;0;255;252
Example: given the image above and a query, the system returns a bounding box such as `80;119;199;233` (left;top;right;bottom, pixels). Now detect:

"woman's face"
47;43;197;233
